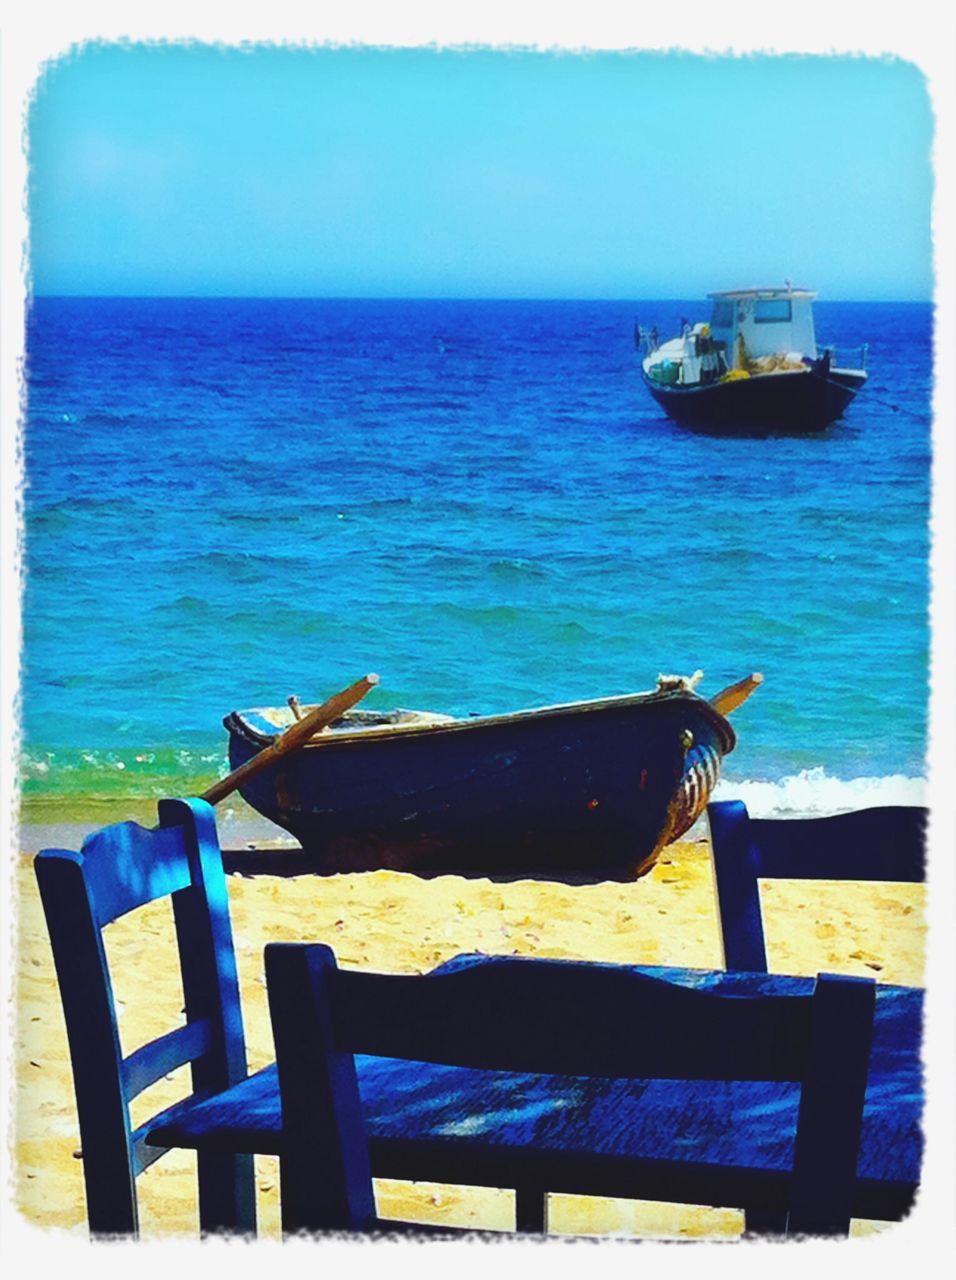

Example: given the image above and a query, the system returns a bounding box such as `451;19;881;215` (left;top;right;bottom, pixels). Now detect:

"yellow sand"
13;837;925;1242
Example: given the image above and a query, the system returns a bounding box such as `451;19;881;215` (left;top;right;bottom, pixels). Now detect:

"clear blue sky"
28;44;933;300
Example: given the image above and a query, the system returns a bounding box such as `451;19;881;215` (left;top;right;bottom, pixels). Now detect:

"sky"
26;43;933;301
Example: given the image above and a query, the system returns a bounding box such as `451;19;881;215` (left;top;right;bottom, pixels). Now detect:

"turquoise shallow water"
20;298;930;820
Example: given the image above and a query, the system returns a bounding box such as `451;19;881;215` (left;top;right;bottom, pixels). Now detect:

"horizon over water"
34;291;932;303
20;296;930;830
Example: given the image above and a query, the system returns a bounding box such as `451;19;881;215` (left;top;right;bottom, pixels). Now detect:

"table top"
149;963;923;1222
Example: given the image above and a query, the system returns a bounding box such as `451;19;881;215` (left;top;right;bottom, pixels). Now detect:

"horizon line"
28;292;932;305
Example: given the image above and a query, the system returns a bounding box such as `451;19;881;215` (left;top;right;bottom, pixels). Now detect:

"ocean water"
19;297;931;823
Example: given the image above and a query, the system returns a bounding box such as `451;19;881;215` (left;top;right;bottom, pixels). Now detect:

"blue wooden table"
149;963;922;1225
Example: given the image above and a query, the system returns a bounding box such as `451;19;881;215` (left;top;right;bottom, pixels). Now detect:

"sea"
18;297;931;830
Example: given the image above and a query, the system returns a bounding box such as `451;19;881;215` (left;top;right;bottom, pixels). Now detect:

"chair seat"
148;1065;284;1155
148;985;920;1225
148;1063;805;1215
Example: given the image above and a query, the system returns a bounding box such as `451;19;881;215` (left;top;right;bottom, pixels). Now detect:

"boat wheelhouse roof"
707;286;816;301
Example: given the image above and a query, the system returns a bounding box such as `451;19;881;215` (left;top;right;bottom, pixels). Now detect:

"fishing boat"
219;671;762;882
637;285;868;432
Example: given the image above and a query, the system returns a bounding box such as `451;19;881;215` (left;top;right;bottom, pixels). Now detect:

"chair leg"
515;1183;547;1233
743;1205;789;1236
83;1149;140;1238
87;1188;139;1239
197;1150;258;1236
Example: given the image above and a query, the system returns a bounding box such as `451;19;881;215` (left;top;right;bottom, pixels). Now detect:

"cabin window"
753;298;792;324
711;300;734;328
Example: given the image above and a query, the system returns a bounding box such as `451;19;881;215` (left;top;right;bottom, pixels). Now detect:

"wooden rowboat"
218;672;762;881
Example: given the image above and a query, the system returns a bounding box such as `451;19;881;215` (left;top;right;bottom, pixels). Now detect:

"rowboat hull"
223;688;736;881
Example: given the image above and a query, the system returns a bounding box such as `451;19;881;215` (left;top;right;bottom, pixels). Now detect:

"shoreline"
17;766;929;842
16;791;297;855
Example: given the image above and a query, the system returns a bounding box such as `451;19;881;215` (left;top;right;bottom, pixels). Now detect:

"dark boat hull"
643;367;866;433
223;691;736;882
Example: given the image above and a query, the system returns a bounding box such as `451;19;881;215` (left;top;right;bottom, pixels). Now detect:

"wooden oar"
202;673;380;806
709;672;763;717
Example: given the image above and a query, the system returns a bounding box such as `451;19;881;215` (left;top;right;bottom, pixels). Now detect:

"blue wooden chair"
265;942;876;1239
34;797;560;1239
706;801;927;973
34;797;257;1238
35;797;550;1239
706;799;926;1235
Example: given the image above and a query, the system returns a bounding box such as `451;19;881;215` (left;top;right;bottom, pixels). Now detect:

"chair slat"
749;807;926;883
122;1020;213;1100
325;951;816;1081
79;821;194;925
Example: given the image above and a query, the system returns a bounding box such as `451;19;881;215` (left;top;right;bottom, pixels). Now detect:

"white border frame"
2;5;953;1274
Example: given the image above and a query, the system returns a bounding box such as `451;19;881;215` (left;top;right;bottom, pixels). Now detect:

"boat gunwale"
640;365;868;395
225;687;737;756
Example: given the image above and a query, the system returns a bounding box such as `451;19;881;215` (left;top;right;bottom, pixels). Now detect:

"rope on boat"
859;391;929;420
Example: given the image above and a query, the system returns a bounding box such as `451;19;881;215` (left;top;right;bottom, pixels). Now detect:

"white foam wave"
711;768;927;819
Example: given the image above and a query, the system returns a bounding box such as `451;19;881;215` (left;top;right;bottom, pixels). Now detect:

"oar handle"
202;673;380;806
709;672;763;717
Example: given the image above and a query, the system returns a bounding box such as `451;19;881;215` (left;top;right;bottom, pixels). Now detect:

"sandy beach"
13;829;925;1242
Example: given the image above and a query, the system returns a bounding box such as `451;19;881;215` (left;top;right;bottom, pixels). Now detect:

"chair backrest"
34;796;254;1237
707;800;927;973
266;943;875;1238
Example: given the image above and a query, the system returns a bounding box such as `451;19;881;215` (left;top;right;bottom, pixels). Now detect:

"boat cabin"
708;287;817;370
